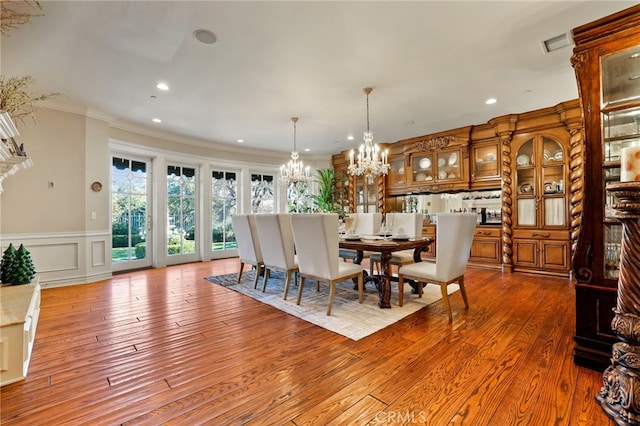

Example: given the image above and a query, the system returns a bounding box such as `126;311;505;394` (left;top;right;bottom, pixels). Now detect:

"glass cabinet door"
515;139;536;226
436;150;461;181
601;45;640;279
472;142;499;180
388;159;406;187
412;153;434;184
355;176;377;213
541;137;565;227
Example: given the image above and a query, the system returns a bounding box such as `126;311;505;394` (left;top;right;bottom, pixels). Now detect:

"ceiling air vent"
540;32;572;54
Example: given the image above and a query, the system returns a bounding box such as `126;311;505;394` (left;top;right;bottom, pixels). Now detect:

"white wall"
1;107;331;287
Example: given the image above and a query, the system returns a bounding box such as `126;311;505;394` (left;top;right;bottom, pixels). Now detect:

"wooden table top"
338;236;432;252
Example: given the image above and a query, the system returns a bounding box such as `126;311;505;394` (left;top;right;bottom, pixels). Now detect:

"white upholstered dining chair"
254;214;299;300
369;212;424;275
230;214;264;288
397;213;477;321
291;213;364;316
339;212;383;262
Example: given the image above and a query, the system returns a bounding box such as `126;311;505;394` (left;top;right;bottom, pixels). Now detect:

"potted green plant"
313;168;347;220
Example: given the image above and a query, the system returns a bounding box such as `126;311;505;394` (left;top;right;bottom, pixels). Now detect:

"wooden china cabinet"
402;127;472;193
571;5;640;370
510;131;571;276
331;151;386;215
469;123;502;190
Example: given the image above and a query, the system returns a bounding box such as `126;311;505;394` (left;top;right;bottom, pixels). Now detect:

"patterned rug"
205;270;459;340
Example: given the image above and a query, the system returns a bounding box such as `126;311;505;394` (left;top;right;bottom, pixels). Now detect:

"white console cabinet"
0;283;41;386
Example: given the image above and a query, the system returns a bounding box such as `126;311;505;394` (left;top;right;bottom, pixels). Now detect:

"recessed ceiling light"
347;135;354;141
152;118;162;123
304;148;311;152
156;82;169;91
193;29;217;44
237;139;244;143
485;98;497;105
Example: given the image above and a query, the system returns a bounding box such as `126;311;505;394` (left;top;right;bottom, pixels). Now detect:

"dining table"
338;236;433;309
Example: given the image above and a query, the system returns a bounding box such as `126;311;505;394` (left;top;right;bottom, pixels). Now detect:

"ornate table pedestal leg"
378;251;392;309
597;182;640;425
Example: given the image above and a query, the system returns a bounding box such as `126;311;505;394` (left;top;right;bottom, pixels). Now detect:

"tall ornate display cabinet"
331;151;386;215
571;5;640;370
496;102;581;278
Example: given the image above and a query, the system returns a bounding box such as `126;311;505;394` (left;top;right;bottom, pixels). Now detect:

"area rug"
205;270;459;340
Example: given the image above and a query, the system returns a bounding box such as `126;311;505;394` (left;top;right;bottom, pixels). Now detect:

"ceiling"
1;1;636;157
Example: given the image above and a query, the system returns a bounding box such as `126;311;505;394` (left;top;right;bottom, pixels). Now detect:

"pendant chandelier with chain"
347;87;389;185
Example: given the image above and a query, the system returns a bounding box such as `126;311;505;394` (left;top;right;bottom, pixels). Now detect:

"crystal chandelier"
280;117;310;186
348;87;389;185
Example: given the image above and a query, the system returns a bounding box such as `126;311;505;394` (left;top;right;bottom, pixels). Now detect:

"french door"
111;155;152;272
211;169;238;259
166;163;199;264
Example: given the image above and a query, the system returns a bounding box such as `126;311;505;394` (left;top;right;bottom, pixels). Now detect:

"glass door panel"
542;137;564;165
604;223;622;279
437;151;460;180
212;170;237;255
251;173;274;213
515;139;536;227
167;165;197;256
602;46;640;106
517;199;536;226
542;165;564;195
544;198;565;226
412;153;433;184
473;144;499;179
111;156;151;271
389;159;405;186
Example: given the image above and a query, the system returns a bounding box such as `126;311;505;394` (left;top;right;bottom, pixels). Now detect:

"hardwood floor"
1;259;613;425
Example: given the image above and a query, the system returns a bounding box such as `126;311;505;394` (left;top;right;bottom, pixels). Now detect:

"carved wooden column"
597;181;640;425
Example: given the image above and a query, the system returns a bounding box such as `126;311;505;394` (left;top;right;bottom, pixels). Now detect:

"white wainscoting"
0;231;112;288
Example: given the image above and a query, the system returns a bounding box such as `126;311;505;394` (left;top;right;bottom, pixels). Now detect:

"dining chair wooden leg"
283;271;292;300
262;268;270;292
440;282;453;321
237;262;245;283
398;275;405;307
297;276;306;305
459;276;469;308
253;265;262;289
327;281;337;316
358;274;364;303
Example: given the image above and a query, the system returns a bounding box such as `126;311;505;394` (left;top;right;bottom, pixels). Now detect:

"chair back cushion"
386;212;423;238
435;213;478;280
254;214;297;270
291;214;339;279
352;212;383;236
231;214;262;264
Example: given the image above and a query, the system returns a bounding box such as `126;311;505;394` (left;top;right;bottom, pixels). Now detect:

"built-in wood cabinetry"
469;226;502;267
331;100;583;278
332;151;385;214
421;223;436;259
402;128;471;193
571;5;640;370
470;124;503;190
510;131;571;276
